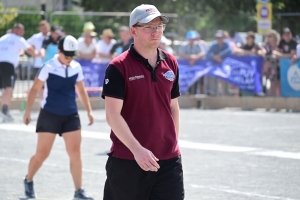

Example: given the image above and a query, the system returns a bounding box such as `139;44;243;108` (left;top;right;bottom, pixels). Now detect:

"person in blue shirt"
40;25;62;63
206;30;233;95
207;30;232;63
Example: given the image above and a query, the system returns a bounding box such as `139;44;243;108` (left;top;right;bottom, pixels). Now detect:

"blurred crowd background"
1;0;300;98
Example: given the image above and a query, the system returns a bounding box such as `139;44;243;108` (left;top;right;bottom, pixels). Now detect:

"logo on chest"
129;75;145;81
163;70;175;81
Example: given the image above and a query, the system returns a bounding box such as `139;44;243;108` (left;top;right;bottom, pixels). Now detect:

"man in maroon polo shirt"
101;4;184;200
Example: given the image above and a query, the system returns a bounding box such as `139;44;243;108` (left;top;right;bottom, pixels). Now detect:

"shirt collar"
53;54;68;68
129;44;168;64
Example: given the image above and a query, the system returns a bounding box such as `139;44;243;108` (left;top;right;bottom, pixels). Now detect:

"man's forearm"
107;113;142;152
25;89;38;113
78;90;92;113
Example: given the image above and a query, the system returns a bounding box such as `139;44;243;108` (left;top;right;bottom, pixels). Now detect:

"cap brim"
139;14;169;24
63;51;76;57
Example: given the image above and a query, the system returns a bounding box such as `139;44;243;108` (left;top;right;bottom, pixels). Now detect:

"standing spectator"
179;30;206;94
40;25;62;64
27;20;50;80
94;29;116;63
262;29;281;96
276;27;297;58
207;30;233;95
224;31;238;52
102;4;183;200
77;31;97;60
110;26;134;58
207;30;232;62
0;23;37;121
291;43;300;65
238;31;264;56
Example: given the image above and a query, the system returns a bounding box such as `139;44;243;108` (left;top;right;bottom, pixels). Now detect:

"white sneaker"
0;111;14;122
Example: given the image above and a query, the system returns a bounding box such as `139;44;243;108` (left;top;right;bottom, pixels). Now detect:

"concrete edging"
6;96;300;112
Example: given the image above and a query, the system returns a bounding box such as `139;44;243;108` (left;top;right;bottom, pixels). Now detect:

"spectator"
27;20;50;78
40;25;62;63
179;30;206;94
207;30;233;95
194;31;209;52
159;35;174;54
237;31;264;56
262;29;281;96
179;30;205;66
207;30;232;63
224;31;238;52
110;26;133;58
229;30;244;47
94;29;116;63
276;27;297;58
291;43;300;65
83;21;95;32
77;31;97;60
0;23;37;121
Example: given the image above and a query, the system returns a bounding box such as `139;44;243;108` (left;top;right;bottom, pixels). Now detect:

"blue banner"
178;55;264;94
76;59;107;96
280;59;300;97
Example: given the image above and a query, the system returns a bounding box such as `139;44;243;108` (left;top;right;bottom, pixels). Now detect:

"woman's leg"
62;130;82;190
27;132;56;180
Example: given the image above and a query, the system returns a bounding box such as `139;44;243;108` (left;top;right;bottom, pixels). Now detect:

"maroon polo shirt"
102;44;181;160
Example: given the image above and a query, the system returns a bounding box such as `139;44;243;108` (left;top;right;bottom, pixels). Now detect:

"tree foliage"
76;0;300;38
0;3;18;30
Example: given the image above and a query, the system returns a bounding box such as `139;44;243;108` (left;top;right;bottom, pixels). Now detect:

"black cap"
51;25;62;34
58;35;78;57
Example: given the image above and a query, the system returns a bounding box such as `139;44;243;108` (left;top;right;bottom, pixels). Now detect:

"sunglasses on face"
64;55;76;60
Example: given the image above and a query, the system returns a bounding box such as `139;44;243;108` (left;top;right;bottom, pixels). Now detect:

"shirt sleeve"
296;45;300;57
27;35;35;46
291;40;297;51
101;64;125;100
36;65;49;81
76;65;84;82
19;37;31;50
171;67;180;99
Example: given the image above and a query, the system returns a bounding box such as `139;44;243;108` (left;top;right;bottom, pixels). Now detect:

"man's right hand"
132;146;160;172
23;111;31;125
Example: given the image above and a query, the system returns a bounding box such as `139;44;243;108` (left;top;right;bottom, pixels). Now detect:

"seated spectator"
179;30;205;66
262;29;281;96
77;31;97;60
207;30;232;63
110;26;133;58
237;31;264;56
275;27;297;58
159;36;174;55
94;29;116;63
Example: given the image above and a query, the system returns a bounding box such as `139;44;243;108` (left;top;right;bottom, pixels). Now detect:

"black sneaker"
74;188;93;200
24;178;36;199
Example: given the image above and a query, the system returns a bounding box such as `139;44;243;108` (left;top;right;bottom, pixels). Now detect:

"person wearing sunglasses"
22;35;94;200
102;4;184;200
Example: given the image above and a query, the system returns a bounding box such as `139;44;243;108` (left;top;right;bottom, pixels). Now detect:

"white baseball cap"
129;4;169;27
58;35;78;57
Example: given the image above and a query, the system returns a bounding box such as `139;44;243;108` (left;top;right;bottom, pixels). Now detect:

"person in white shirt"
27;20;50;75
94;29;116;63
77;31;97;60
0;23;37;121
27;20;50;100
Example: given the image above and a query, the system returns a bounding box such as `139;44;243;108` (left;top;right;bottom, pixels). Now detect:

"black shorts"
104;156;184;200
0;62;16;88
36;109;81;136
